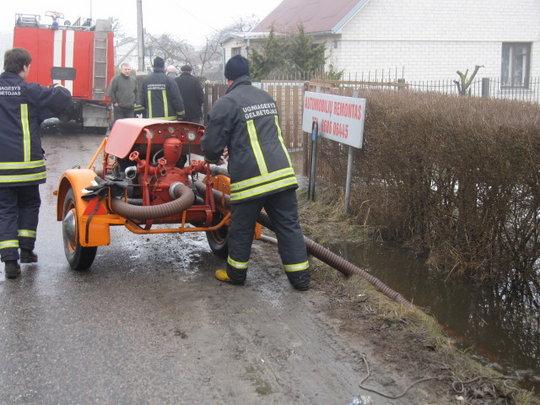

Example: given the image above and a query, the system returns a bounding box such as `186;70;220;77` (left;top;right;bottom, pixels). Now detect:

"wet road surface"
0;132;427;404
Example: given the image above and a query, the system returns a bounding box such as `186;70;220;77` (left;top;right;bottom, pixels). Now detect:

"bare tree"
196;16;259;80
454;65;484;96
145;33;195;71
111;18;138;66
119;15;259;77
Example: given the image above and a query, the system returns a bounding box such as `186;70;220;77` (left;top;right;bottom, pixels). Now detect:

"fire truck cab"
13;13;115;128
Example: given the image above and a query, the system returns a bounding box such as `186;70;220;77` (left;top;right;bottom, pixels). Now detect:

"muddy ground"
0;131;532;404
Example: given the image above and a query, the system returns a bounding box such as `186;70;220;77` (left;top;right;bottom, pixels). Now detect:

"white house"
223;0;540;90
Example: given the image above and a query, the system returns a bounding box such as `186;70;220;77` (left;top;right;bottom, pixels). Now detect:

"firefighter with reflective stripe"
0;48;72;279
201;55;310;291
136;57;185;120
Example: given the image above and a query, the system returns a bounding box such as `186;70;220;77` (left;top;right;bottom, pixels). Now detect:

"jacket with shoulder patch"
201;75;297;203
0;72;72;187
136;70;185;120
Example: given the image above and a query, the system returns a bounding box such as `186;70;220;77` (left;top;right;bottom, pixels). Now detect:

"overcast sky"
1;0;281;47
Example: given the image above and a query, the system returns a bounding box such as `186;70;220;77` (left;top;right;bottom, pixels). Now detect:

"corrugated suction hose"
111;183;195;221
195;177;412;307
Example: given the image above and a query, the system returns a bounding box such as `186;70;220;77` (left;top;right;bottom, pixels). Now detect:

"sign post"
302;91;366;210
308;121;319;201
344;146;354;212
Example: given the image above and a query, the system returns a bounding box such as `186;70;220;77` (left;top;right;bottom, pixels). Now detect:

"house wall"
332;0;540;82
222;38;251;62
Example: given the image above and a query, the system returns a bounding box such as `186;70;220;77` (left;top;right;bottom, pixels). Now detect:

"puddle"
329;242;540;390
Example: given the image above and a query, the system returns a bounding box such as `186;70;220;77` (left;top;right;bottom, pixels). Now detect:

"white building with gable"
223;0;540;90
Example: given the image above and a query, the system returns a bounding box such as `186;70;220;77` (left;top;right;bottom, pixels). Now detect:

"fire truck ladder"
92;26;109;100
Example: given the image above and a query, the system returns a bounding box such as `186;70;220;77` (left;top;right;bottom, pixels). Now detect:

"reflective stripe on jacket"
137;70;185;120
201;75;297;203
0;72;72;187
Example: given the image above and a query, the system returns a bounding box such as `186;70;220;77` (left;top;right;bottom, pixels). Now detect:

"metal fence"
406;77;540;104
202;75;540;159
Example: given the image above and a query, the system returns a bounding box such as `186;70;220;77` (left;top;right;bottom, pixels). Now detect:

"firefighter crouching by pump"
0;48;72;279
201;55;310;291
135;57;185;120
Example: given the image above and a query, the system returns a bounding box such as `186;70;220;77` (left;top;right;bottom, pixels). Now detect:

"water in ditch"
329;242;540;390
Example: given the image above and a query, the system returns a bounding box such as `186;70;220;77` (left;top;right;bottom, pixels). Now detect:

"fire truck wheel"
62;189;97;271
206;214;228;258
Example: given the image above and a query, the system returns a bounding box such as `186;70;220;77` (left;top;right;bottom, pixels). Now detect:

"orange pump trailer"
55;119;261;270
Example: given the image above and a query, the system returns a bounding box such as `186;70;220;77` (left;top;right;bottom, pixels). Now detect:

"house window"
501;43;531;88
231;47;242;56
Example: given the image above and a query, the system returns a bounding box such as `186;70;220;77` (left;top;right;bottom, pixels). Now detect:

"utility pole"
136;0;145;72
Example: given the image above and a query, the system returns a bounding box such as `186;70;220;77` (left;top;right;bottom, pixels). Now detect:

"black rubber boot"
226;265;247;285
20;249;38;264
286;270;310;291
4;260;21;279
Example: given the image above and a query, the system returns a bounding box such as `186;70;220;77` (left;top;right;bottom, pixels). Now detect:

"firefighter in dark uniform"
135;57;185;120
201;55;310;291
0;48;72;279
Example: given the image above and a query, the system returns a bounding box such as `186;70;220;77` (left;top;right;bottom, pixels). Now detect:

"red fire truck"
13;13;115;128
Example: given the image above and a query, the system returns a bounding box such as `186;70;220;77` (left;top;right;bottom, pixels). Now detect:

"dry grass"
310;258;537;404
299;193;538;404
316;90;539;284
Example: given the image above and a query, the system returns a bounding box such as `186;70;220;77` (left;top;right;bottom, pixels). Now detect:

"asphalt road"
0;131;420;404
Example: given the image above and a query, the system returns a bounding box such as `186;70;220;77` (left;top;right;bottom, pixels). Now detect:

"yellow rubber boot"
215;269;231;282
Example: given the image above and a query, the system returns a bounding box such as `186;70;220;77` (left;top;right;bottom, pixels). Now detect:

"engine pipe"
194;178;412;307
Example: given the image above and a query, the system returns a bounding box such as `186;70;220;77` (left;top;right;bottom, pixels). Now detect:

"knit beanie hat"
153;57;165;69
224;55;249;81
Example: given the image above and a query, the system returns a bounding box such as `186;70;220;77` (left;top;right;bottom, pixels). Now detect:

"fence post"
397;78;406;91
344;146;354;213
481;78;490;98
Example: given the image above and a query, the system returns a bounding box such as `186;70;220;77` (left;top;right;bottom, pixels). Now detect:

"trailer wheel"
62;189;97;271
206;213;228;258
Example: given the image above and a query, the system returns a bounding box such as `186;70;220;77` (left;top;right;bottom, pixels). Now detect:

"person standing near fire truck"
0;48;72;279
135;57;185;120
108;62;138;124
175;64;204;123
201;55;310;291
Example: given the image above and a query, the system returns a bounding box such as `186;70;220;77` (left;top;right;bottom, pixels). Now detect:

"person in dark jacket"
108;62;137;124
135;57;185;120
0;48;72;279
175;64;204;123
201;55;309;291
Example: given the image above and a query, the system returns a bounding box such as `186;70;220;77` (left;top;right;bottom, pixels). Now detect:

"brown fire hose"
195;178;412;307
111;183;195;221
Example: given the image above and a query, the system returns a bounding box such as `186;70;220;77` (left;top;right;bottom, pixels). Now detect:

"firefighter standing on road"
201;55;310;291
0;48;72;279
135;57;185;120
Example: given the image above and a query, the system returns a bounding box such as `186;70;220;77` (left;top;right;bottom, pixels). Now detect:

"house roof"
253;0;369;34
221;31;280;46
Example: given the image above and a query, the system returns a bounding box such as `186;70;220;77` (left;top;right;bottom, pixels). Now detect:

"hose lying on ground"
111;183;195;221
194;178;412;307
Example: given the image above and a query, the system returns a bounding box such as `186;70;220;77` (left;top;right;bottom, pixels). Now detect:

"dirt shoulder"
297;193;538;405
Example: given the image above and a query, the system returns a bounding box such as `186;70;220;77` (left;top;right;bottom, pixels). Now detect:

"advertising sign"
302;91;366;149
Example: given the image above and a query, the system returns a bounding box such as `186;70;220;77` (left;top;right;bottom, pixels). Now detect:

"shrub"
318;90;539;285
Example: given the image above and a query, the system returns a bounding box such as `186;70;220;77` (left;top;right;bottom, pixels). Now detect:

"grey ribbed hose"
111;183;195;221
194;179;412;307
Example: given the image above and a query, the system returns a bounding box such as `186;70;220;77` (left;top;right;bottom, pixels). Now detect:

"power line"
170;0;220;34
